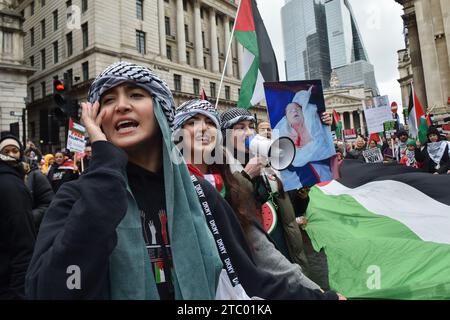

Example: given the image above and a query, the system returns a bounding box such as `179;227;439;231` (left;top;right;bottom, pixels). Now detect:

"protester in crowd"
46;151;79;193
174;100;335;296
399;140;419;169
368;140;378;149
40;154;54;175
77;144;92;173
395;130;409;160
415;126;450;174
0;134;35;299
345;136;366;161
257;121;273;140
26;62;341;300
287;187;330;290
24;140;43;164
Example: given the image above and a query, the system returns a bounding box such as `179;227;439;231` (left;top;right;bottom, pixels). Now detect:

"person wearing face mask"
415;127;450;174
46;151;79;193
0;134;35;299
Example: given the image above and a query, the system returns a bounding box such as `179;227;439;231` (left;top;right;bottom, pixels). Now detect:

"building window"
2;32;13;54
53;10;58;31
41;19;46;39
66;0;72;21
66;32;73;56
82;61;89;82
30;27;35;46
82;23;88;49
41;81;46;98
41;49;46;70
210;82;216;99
186;51;191;65
20;10;24;17
165;17;170;36
66;69;73;89
30;1;35;16
136;0;144;20
166;45;172;61
53;41;59;64
193;78;200;96
40;0;45;7
30;55;34;67
202;31;205;48
174;74;182;92
203;56;207;69
185;24;189;42
217;37;220;54
136;30;146;54
82;0;88;12
183;0;187;11
200;7;204;19
30;87;35;102
225;86;230;100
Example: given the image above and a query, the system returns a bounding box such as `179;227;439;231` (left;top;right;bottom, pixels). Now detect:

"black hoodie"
0;159;35;299
26;141;337;300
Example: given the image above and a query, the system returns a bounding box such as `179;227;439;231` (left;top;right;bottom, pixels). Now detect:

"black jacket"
0;160;35;299
26;141;337;300
415;143;450;174
47;164;79;193
26;168;54;230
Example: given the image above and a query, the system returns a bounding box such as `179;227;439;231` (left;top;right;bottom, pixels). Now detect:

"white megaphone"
245;135;296;171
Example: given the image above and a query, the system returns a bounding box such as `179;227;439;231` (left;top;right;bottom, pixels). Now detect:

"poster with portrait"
264;80;336;191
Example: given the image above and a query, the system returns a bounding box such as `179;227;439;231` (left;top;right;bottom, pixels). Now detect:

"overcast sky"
255;0;405;109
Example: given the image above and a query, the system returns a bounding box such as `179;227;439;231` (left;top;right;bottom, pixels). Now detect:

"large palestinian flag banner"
235;0;279;108
305;160;450;299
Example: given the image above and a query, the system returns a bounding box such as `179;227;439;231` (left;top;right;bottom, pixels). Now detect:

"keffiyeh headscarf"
220;107;256;131
173;99;220;131
87;61;176;128
90;62;222;300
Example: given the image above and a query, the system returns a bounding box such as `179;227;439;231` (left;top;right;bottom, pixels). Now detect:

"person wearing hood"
46;151;79;193
415;126;450;174
40;154;54;175
0;134;35;299
173;100;341;299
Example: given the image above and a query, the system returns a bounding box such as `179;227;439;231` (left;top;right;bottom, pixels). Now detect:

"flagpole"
215;0;243;109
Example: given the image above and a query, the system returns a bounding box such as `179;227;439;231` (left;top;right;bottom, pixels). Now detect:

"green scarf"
109;98;222;300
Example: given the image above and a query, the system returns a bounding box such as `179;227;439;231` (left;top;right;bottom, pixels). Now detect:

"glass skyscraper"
282;0;331;87
282;0;379;95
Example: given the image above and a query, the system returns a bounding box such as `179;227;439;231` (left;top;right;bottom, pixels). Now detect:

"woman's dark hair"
209;152;258;241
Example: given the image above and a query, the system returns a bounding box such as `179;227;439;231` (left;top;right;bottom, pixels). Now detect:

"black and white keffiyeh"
87;61;176;128
220;107;255;131
173;99;220;131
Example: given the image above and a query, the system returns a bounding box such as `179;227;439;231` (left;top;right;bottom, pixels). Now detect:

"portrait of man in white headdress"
265;81;336;191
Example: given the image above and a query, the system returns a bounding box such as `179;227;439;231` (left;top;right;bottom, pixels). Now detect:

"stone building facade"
17;0;264;152
0;0;34;143
395;0;450;123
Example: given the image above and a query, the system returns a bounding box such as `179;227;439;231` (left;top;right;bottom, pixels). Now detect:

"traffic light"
53;79;67;108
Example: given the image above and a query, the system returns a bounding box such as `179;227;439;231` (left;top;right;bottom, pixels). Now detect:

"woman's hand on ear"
81;101;107;143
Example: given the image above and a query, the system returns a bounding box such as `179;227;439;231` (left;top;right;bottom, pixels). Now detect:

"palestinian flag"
408;83;428;144
69;118;86;139
333;110;343;140
235;0;279;108
305;160;450;299
200;88;208;101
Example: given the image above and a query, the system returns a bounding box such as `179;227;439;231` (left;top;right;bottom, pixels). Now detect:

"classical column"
237;42;243;79
359;110;365;136
404;12;427;108
350;111;355;129
210;7;219;73
194;0;203;68
441;0;450;69
224;15;233;77
158;0;167;58
415;0;444;110
341;112;346;130
176;0;186;64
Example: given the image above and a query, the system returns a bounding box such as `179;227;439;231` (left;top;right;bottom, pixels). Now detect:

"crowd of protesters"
0;61;448;300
